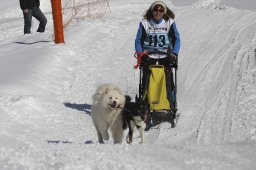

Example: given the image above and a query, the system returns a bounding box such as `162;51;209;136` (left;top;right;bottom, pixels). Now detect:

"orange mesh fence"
51;0;110;43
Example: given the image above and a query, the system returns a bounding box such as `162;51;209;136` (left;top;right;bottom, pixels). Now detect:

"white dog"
91;84;126;144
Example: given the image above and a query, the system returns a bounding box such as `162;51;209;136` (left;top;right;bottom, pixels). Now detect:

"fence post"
51;0;65;43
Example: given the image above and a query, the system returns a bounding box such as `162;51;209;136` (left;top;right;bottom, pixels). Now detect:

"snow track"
177;8;256;143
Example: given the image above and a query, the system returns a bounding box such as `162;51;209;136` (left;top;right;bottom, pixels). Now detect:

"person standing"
19;0;47;34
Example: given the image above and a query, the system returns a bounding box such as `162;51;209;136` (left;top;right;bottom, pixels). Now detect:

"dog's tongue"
109;104;116;108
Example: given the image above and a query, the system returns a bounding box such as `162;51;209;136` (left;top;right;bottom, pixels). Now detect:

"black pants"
141;57;175;109
23;7;47;34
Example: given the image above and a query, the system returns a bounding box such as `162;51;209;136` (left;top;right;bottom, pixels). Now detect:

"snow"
1;0;256;169
170;0;197;6
171;0;256;11
221;0;256;11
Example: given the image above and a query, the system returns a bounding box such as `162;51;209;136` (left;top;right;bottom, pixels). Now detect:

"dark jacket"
19;0;40;10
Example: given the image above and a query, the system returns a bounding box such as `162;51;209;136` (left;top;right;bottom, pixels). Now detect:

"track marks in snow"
181;10;256;143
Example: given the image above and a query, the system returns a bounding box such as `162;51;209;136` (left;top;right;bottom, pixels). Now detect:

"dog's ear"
92;85;111;103
92;92;103;104
113;87;122;94
104;84;121;94
125;95;131;103
103;88;109;94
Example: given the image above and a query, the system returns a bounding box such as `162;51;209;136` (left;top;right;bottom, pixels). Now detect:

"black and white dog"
122;96;150;144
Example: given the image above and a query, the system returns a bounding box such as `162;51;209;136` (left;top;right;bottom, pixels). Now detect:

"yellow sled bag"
145;65;170;111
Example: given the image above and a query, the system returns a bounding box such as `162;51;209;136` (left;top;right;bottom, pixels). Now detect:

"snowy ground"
221;0;256;11
0;0;256;169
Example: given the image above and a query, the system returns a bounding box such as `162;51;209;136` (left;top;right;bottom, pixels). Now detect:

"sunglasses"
153;9;164;13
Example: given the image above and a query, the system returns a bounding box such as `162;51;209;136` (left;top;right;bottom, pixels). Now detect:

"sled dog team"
91;0;180;144
91;84;149;144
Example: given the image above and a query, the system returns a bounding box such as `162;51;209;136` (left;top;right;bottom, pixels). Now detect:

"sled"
134;52;178;128
144;65;170;111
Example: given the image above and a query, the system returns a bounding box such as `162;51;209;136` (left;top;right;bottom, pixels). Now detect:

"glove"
137;52;148;67
168;53;178;68
169;53;177;63
140;54;148;67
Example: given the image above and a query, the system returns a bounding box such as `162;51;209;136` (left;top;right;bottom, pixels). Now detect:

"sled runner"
134;52;178;128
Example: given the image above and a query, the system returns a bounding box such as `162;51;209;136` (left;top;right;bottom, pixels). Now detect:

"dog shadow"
63;102;91;115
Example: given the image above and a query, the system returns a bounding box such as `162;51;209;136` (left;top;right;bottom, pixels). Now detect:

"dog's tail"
125;95;132;103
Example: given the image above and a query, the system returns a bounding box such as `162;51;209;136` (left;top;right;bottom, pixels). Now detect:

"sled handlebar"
147;51;178;69
147;51;168;55
134;51;178;69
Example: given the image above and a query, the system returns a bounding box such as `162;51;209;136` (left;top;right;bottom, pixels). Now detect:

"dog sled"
134;51;178;129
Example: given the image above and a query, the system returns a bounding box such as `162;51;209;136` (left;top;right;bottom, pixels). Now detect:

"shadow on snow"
63;102;91;115
48;103;93;145
47;140;93;144
14;40;52;45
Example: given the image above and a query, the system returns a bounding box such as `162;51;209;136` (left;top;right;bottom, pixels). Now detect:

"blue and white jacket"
135;18;180;59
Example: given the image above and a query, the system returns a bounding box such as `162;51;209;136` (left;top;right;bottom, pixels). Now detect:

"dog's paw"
126;135;132;144
102;133;109;141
